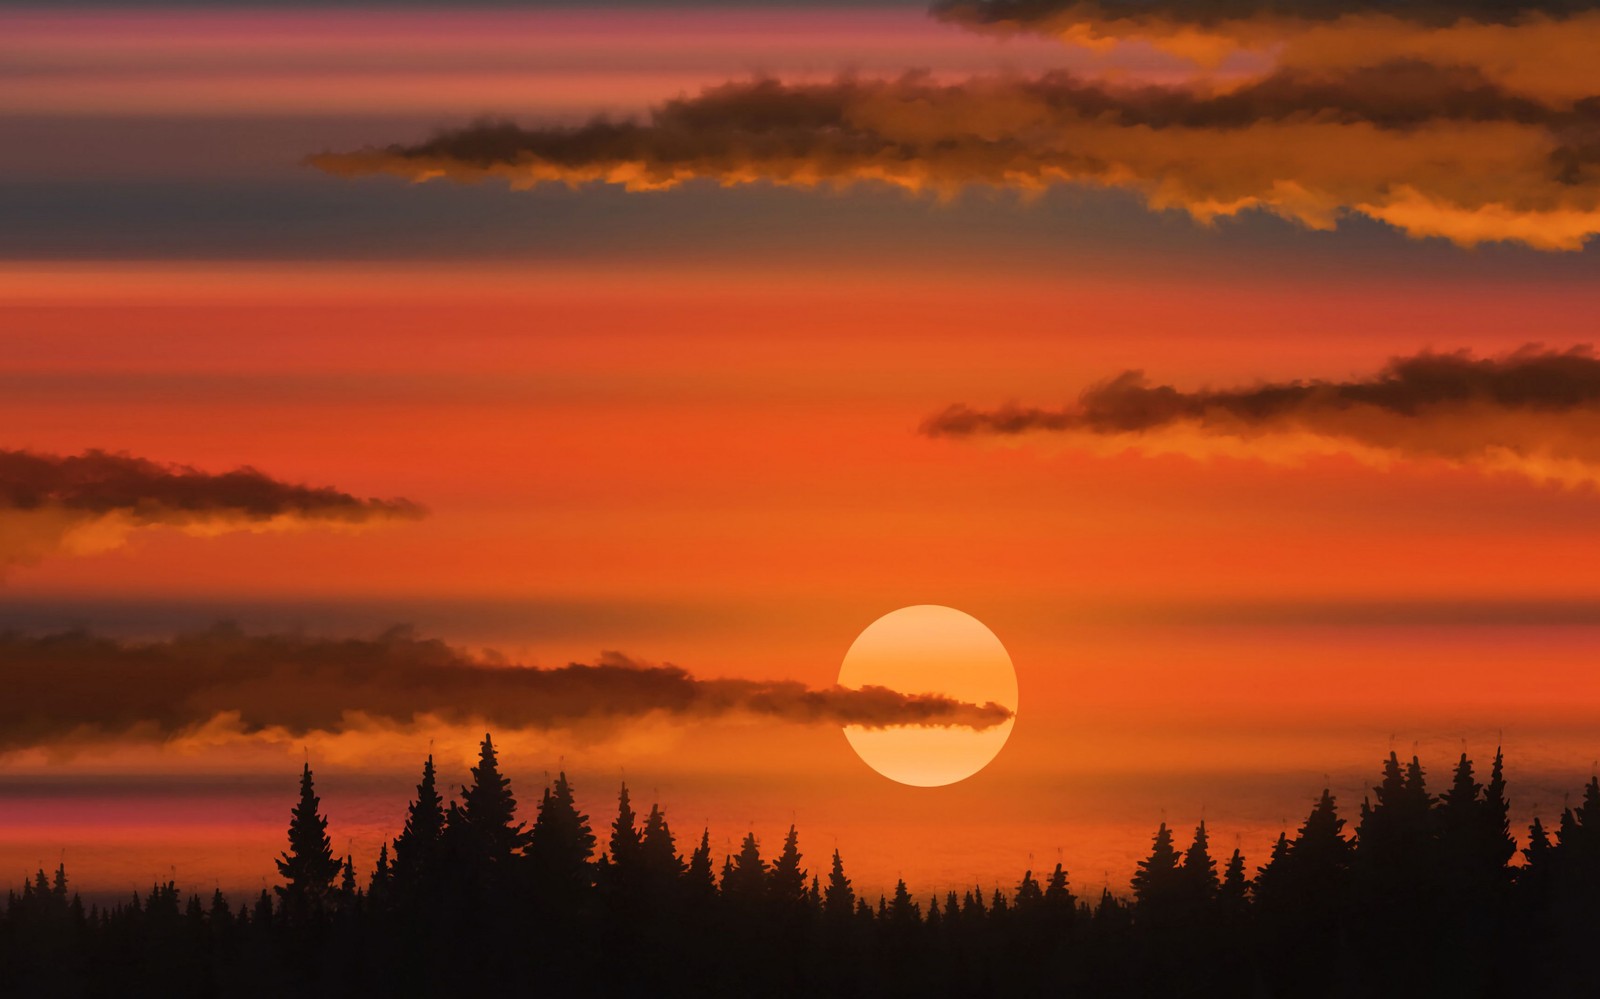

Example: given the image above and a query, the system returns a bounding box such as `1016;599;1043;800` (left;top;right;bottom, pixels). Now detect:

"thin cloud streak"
311;66;1600;249
922;346;1600;486
0;449;423;567
0;626;1015;752
933;1;1600;102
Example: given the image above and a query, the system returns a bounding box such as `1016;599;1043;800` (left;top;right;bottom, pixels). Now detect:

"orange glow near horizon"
8;1;1600;912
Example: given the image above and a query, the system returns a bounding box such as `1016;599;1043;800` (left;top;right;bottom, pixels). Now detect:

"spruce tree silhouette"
274;763;341;923
824;848;855;922
603;784;643;877
684;828;717;904
368;842;391;905
390;754;444;900
640;804;685;878
1257;789;1353;998
1043;862;1074;916
769;825;808;910
724;832;767;904
1477;749;1516;878
456;733;529;871
1180;821;1220;908
1130;821;1182;926
1014;869;1043;911
1217;848;1248;917
527;770;596;909
889;879;920;925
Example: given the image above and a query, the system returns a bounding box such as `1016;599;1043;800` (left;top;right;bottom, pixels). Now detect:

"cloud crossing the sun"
0;627;1014;752
310;66;1600;250
0;449;424;568
922;347;1600;486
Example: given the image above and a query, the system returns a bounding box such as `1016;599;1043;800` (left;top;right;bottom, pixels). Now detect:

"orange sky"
8;3;1600;905
7;258;1600;899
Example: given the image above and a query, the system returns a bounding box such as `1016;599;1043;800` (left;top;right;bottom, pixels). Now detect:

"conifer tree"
684;828;716;902
456;733;529;869
768;826;807;908
890;879;920;925
527;771;596;901
1038;861;1076;938
369;842;391;903
1181;820;1220;905
338;855;358;912
1477;748;1516;875
640;803;685;880
1014;869;1043;910
274;763;342;919
1131;821;1183;921
607;783;643;871
724;832;767;903
391;754;445;895
1218;848;1249;917
824;849;855;921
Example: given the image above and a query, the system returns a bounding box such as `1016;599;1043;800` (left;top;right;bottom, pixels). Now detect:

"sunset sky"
8;0;1600;905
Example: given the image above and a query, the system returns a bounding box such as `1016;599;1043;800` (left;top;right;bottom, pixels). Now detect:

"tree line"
4;736;1599;997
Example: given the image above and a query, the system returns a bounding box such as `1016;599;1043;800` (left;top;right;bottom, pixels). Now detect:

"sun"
837;605;1018;787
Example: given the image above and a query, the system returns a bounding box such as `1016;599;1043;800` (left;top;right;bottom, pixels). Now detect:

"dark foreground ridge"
4;738;1598;998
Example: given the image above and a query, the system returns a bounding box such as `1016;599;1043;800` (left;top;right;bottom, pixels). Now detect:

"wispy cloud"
933;0;1600;103
0;627;1014;752
311;66;1600;249
0;449;423;567
923;346;1600;486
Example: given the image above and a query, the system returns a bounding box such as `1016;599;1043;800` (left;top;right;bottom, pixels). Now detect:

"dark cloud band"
0;449;423;567
0;627;1014;751
922;347;1600;485
310;66;1600;250
934;0;1600;31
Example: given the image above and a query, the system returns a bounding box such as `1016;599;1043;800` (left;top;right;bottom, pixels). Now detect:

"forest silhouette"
5;736;1599;997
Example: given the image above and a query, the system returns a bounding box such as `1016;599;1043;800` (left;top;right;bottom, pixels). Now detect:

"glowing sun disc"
837;605;1017;787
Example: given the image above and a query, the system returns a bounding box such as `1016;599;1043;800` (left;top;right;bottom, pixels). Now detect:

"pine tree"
456;733;529;869
391;754;445;895
1037;861;1075;937
724;832;766;904
1014;869;1043;910
1131;821;1183;923
1218;848;1249;919
1181;820;1220;906
824;849;855;921
1044;862;1075;912
607;783;643;871
640;804;685;878
889;879;920;925
527;771;596;902
274;763;342;920
1477;748;1516;875
684;828;716;903
369;842;391;903
338;855;358;909
768;825;807;909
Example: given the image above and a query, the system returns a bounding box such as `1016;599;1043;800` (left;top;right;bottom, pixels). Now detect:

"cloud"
0;626;1014;752
921;346;1600;486
0;449;424;567
310;66;1600;250
932;1;1600;103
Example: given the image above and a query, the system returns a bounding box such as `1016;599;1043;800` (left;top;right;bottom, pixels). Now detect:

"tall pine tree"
274;763;342;920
